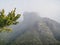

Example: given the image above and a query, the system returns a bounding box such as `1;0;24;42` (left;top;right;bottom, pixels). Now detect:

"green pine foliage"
0;8;21;32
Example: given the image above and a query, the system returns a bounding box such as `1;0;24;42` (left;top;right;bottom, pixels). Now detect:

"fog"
0;0;60;22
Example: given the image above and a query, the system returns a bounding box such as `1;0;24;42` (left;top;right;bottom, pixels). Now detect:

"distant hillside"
0;12;60;45
43;18;60;41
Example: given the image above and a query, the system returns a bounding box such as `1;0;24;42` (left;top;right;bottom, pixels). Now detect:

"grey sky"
0;0;60;22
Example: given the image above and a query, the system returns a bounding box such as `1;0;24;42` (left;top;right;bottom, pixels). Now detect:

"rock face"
0;12;60;45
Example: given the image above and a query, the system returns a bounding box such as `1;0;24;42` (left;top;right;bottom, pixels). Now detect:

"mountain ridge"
0;12;60;45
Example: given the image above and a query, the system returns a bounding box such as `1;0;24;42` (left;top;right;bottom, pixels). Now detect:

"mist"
0;0;60;45
0;0;60;22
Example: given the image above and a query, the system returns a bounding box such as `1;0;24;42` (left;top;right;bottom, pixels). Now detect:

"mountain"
0;12;60;45
43;18;60;41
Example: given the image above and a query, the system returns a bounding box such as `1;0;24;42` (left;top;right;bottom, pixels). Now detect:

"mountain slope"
11;21;58;45
9;12;60;45
0;12;60;45
43;18;60;41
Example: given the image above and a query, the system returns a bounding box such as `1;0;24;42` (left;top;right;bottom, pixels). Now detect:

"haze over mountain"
0;12;60;45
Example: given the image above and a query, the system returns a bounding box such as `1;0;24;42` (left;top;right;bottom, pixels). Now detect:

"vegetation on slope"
0;8;21;32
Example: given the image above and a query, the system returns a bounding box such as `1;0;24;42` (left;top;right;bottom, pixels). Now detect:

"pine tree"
0;8;21;32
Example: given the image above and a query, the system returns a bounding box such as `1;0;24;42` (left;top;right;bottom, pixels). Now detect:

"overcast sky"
0;0;60;22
